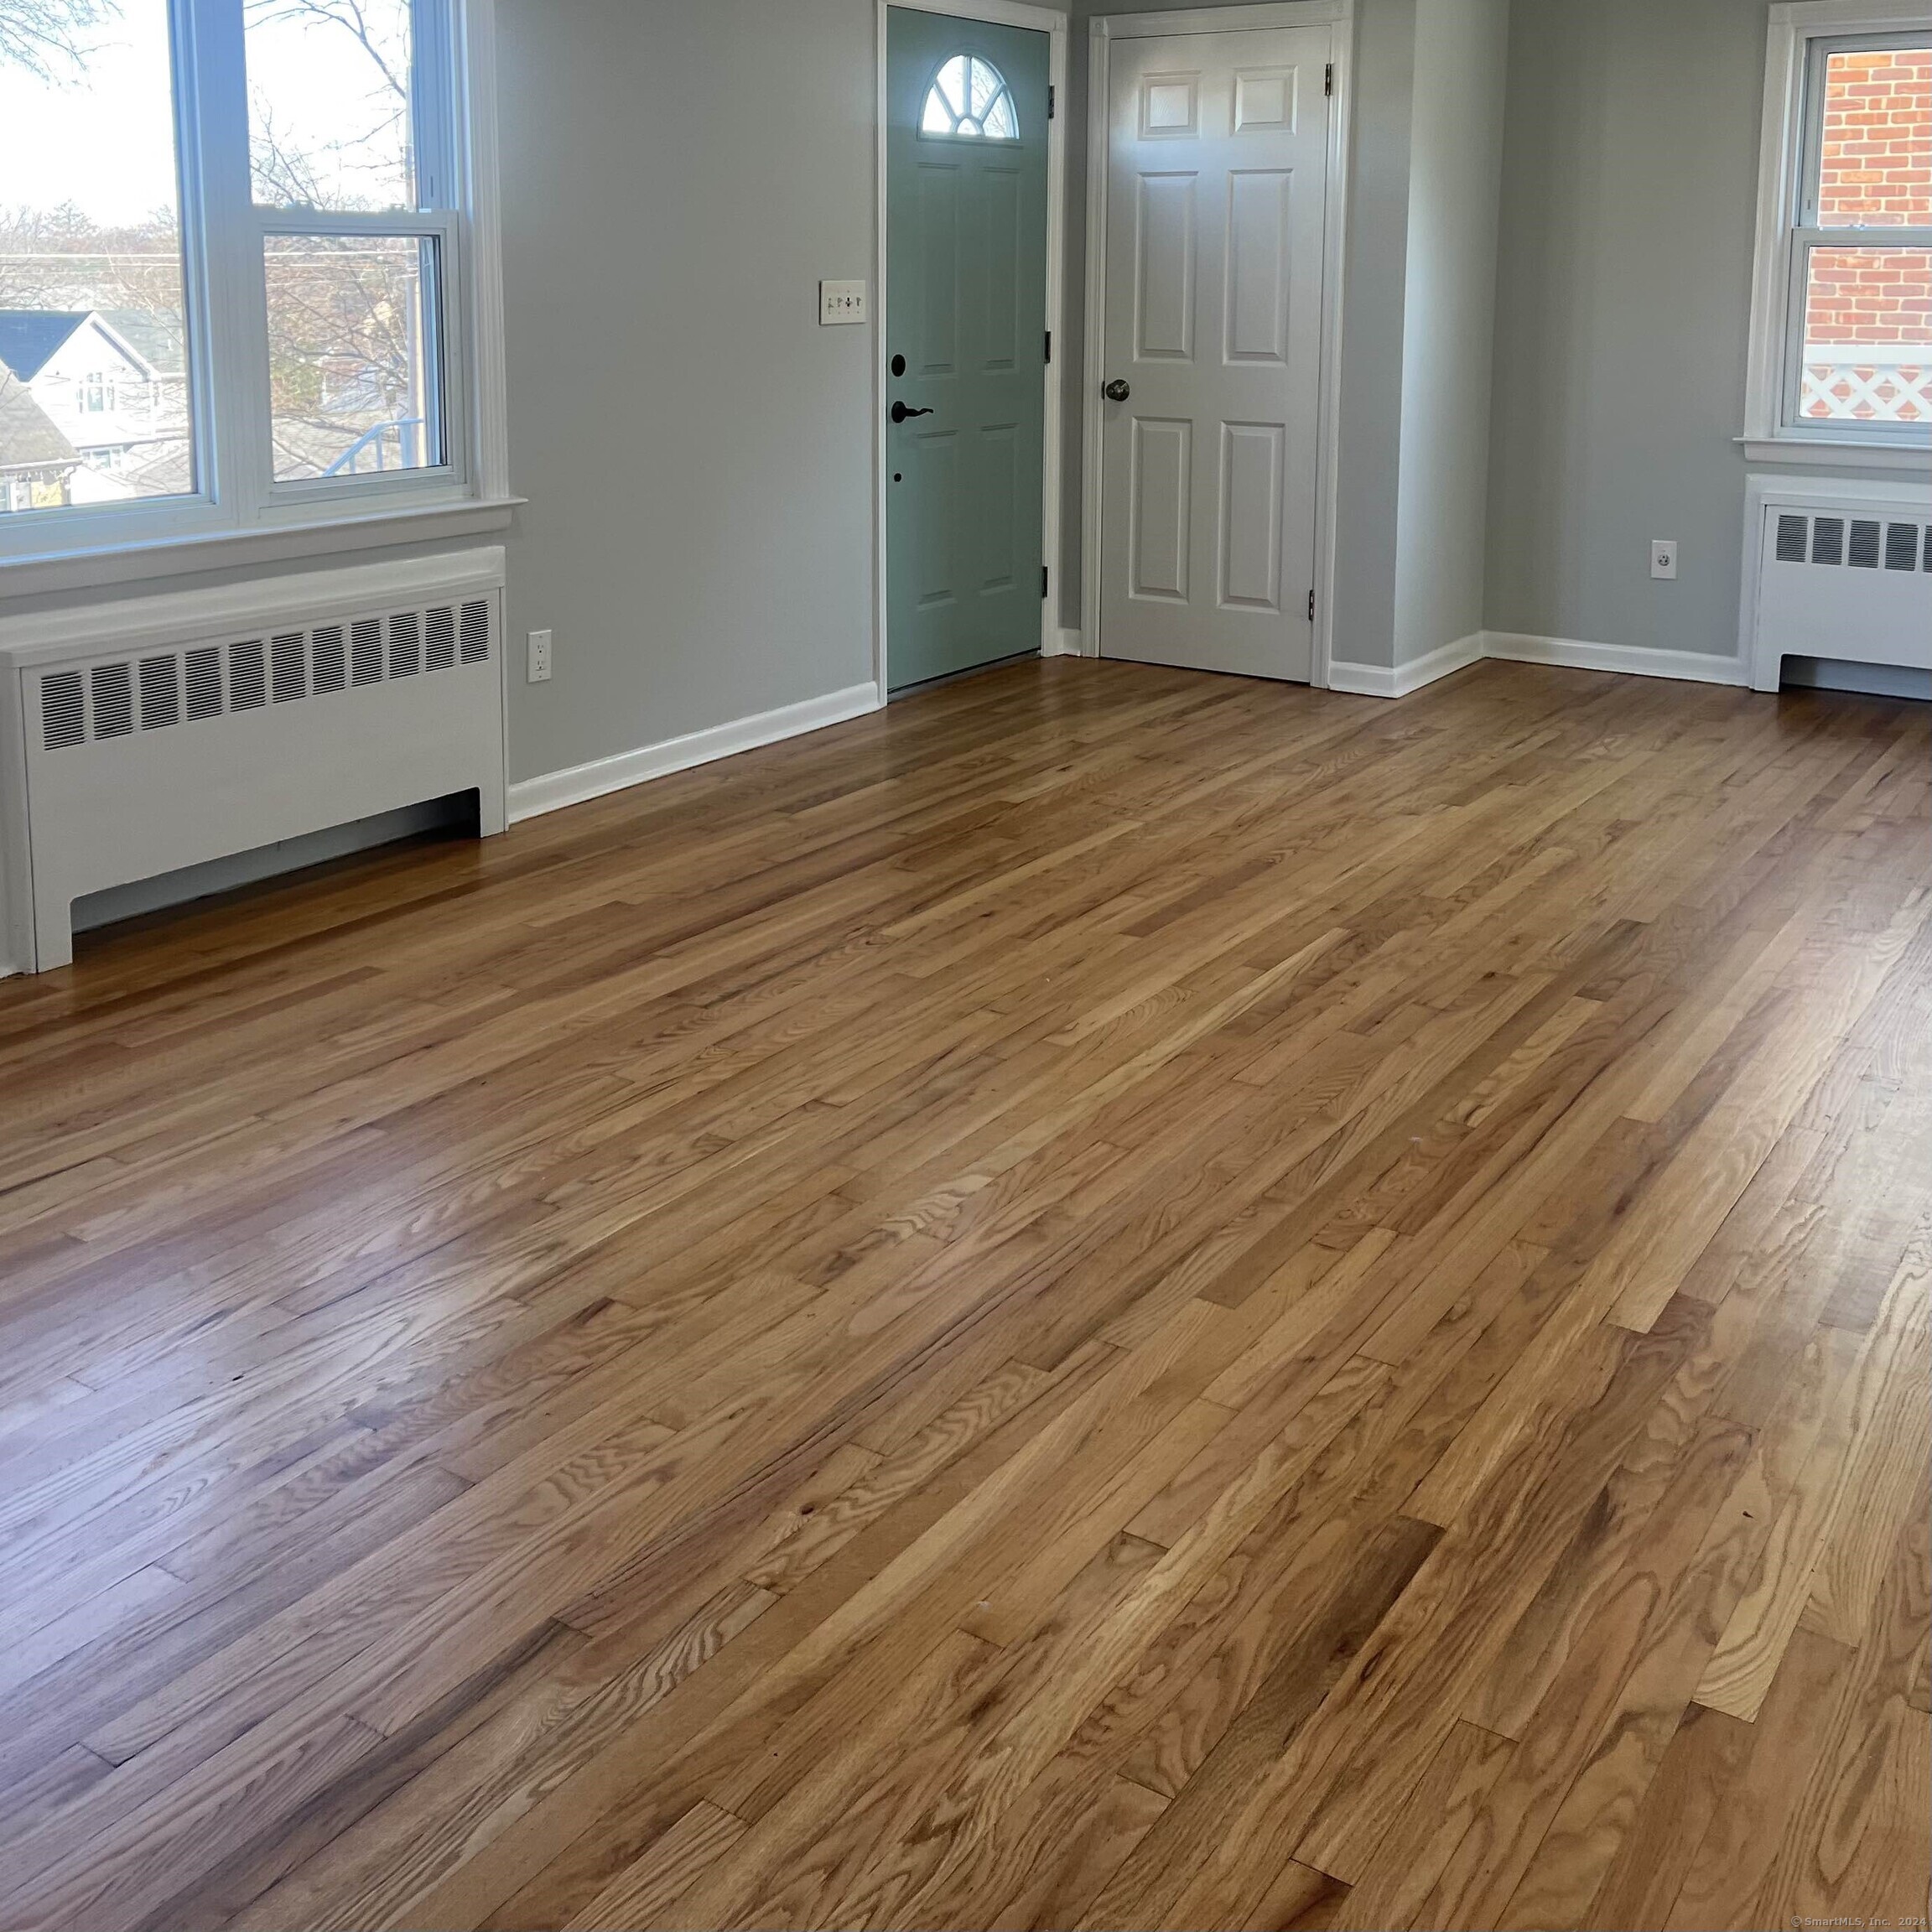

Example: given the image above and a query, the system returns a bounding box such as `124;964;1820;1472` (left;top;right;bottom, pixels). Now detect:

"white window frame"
1743;0;1932;469
0;0;511;595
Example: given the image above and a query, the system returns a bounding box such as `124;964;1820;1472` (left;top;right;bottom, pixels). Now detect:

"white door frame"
875;0;1071;696
1081;0;1354;688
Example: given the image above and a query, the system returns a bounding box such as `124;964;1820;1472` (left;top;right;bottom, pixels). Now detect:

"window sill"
0;496;524;605
1737;437;1932;474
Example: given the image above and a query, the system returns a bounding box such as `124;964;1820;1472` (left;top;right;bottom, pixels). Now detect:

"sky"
0;0;408;231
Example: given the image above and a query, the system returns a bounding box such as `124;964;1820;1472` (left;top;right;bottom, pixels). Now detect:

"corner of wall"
1389;0;1512;670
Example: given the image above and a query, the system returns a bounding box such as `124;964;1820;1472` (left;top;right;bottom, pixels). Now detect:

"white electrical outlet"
527;628;553;683
819;279;868;325
1651;540;1680;581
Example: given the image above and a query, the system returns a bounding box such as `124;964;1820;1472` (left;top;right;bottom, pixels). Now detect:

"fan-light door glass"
922;55;1020;141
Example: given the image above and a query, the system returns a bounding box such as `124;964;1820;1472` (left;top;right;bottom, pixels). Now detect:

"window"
1747;7;1931;454
922;55;1020;141
0;3;194;514
0;0;499;567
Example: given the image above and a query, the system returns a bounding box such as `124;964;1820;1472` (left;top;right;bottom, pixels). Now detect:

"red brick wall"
1806;247;1931;345
1807;46;1930;348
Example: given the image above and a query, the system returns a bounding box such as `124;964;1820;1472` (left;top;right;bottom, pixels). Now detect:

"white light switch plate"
819;279;868;325
1651;540;1679;581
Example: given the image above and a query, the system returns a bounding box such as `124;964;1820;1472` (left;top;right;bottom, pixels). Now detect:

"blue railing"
323;417;426;477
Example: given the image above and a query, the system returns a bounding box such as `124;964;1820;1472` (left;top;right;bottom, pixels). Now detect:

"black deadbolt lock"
891;354;907;378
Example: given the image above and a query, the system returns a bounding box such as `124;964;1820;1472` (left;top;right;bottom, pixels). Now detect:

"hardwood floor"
0;657;1925;1932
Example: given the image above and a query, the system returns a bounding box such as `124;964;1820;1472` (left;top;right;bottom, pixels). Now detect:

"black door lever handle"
891;401;936;423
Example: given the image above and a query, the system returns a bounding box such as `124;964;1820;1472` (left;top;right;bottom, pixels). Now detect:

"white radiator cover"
0;547;507;976
1743;475;1932;694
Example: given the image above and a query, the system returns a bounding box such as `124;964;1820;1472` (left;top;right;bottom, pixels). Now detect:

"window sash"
1781;231;1932;437
0;0;478;566
249;210;468;508
1795;30;1932;226
1758;22;1932;444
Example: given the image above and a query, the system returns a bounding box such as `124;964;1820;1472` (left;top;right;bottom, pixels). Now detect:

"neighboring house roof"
0;371;80;470
0;310;91;383
101;309;187;380
0;309;165;383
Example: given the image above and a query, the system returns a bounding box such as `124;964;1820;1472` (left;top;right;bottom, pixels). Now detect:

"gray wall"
1327;0;1418;670
1392;0;1509;666
496;0;886;785
1485;0;1768;659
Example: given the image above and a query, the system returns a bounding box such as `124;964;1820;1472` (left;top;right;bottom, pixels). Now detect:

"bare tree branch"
0;0;121;81
243;0;407;101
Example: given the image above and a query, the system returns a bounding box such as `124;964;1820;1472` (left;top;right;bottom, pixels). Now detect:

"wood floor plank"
558;1800;747;1932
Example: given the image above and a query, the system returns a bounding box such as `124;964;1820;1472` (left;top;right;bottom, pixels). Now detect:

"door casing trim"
875;0;1070;697
1082;0;1354;688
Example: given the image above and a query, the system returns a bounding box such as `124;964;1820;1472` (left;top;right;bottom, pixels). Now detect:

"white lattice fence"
1802;347;1932;423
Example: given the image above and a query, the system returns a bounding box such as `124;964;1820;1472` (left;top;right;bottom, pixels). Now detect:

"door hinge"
1308;589;1317;624
1325;62;1334;96
1043;566;1052;600
1048;84;1057;119
1045;330;1052;365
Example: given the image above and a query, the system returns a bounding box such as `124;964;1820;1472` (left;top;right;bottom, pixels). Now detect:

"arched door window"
921;55;1020;141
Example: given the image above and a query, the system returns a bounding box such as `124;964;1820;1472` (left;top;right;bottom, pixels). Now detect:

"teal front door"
886;8;1052;693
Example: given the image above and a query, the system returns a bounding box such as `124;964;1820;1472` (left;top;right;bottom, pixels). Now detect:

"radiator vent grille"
185;647;223;720
272;632;307;704
312;626;346;694
91;662;134;738
139;654;179;731
388;610;421;680
1776;512;1931;573
351;618;384;687
426;605;457;672
42;670;85;749
32;594;496;750
230;639;267;711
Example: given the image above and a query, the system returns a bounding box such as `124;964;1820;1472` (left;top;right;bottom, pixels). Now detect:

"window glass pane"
921;55;1019;143
969;57;1000;119
1815;45;1930;228
264;234;442;478
1800;245;1931;423
0;1;195;514
247;0;416;210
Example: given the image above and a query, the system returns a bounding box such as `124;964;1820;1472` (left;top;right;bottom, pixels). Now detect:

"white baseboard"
1044;628;1086;658
1328;632;1485;699
1483;631;1748;688
509;680;882;823
1326;630;1752;701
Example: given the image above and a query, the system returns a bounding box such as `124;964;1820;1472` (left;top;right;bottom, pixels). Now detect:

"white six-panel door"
1098;26;1331;681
